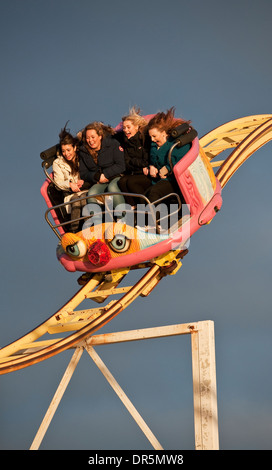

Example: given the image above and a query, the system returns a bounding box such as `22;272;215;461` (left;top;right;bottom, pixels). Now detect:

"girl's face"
148;128;167;148
61;144;77;161
86;129;102;150
123;120;139;139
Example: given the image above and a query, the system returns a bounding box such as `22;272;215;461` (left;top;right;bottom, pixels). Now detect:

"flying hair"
147;107;191;136
58;122;80;174
122;106;148;132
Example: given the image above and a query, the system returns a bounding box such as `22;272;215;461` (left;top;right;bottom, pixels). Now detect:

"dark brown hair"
82;121;115;161
147;107;190;136
59;123;80;175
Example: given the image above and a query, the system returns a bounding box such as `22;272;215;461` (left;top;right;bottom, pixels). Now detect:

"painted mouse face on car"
60;222;169;268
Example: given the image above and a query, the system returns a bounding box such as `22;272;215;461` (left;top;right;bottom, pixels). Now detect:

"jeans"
87;177;125;224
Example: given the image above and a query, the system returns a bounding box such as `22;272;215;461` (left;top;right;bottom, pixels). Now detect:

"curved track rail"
1;114;272;375
0;252;183;374
199;114;272;186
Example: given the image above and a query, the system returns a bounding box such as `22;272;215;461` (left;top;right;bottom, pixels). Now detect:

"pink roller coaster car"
40;117;222;274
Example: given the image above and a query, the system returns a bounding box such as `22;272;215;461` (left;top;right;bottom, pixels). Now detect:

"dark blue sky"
0;0;272;450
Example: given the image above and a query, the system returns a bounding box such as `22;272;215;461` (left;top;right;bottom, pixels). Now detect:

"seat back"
40;178;66;236
173;138;222;223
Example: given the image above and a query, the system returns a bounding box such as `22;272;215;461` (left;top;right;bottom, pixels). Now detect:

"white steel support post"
86;344;163;450
191;320;219;450
30;347;84;450
29;321;219;450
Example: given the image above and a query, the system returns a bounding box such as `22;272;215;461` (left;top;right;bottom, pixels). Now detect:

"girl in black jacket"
79;122;125;186
116;108;152;208
78;121;126;223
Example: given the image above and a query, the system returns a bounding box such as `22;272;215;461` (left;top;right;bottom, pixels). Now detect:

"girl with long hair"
53;124;90;232
116;107;152;208
146;107;191;203
78;121;126;223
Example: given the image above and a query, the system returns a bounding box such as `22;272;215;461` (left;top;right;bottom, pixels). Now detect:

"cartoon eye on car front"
108;233;131;253
60;223;138;267
65;239;88;258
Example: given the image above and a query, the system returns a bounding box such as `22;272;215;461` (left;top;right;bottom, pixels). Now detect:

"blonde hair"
122;106;148;132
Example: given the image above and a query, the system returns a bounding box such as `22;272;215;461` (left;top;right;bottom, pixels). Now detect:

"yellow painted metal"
0;273;103;363
200;115;272;158
154;249;181;267
0;259;182;374
216;117;272;187
199;114;272;187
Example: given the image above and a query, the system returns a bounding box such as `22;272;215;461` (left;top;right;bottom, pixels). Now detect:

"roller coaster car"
40;122;222;274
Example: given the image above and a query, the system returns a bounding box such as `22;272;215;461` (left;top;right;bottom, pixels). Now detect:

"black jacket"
114;131;150;175
79;136;125;184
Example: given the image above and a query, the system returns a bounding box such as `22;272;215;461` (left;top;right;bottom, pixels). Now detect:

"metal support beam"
29;321;219;450
191;321;219;450
85;344;163;450
30;347;83;450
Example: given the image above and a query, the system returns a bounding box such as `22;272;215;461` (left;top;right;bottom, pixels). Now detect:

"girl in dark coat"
78;122;126;222
116;108;152;207
146;108;191;204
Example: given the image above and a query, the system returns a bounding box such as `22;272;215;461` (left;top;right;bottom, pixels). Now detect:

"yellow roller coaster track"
1;114;271;375
200;114;272;186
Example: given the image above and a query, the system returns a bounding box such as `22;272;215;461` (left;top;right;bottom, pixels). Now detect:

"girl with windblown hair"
145;107;191;203
116;107;152;208
53;125;90;232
